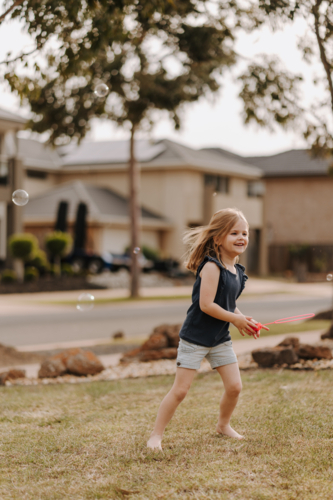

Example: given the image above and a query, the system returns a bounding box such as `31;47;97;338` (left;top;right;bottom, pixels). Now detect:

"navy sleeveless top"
179;256;248;347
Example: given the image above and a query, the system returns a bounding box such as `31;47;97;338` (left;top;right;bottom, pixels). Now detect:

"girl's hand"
232;315;259;338
251;319;269;339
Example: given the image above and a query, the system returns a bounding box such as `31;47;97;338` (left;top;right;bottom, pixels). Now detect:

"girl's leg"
215;362;243;440
147;367;197;450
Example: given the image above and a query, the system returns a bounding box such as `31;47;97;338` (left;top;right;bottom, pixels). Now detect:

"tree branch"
312;0;333;114
0;0;25;24
0;47;38;65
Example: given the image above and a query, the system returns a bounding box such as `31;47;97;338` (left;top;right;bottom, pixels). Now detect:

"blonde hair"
183;208;249;273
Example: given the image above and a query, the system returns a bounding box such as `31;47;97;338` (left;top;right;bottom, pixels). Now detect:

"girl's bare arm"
199;263;257;335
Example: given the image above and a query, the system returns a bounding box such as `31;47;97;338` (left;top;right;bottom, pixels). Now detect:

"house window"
247;181;265;197
27;169;48;180
204;174;229;194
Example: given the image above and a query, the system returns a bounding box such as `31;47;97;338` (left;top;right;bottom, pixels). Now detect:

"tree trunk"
55;255;61;277
13;258;24;283
129;125;140;298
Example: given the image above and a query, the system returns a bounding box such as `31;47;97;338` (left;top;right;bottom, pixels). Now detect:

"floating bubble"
212;192;217;197
76;293;95;312
327;274;333;282
12;189;29;206
94;83;109;98
133;247;140;254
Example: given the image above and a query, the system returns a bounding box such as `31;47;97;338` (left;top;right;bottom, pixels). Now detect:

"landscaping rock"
0;369;26;385
120;347;142;363
278;347;299;365
139;348;178;362
251;347;281;367
277;337;300;349
252;346;298;367
38;348;104;378
297;344;332;360
112;331;124;339
52;348;81;366
119;323;181;363
151;324;181;348
321;325;333;340
141;332;168;351
38;358;67;378
66;350;105;376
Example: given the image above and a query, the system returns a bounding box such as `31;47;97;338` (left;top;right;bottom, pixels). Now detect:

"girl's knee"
226;382;242;398
171;386;189;402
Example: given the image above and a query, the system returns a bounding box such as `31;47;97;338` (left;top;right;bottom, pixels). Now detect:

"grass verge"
230;320;330;340
38;295;192;306
1;370;333;499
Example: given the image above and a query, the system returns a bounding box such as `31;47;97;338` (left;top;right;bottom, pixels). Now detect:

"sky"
0;4;325;157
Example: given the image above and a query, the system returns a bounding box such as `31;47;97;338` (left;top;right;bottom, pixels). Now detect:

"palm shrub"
8;233;39;283
45;231;72;276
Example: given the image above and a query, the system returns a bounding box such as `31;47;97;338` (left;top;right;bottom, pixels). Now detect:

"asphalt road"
0;294;331;348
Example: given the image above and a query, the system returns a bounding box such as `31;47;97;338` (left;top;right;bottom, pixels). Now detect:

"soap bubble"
76;293;95;312
12;189;29;206
133;247;140;254
212;192;217;197
327;274;333;282
94;83;109;98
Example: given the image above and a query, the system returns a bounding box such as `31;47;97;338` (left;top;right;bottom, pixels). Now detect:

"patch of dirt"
0;344;46;367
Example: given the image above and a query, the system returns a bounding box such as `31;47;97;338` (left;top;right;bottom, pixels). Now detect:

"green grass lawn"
1;370;333;499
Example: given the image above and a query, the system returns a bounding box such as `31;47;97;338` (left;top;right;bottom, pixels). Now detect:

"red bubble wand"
253;313;315;331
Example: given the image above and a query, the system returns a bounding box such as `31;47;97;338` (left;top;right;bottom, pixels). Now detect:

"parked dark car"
106;252;154;273
63;249;112;274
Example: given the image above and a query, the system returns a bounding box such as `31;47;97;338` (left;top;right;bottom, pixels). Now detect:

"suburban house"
17;136;266;274
244;150;333;274
208;147;333;274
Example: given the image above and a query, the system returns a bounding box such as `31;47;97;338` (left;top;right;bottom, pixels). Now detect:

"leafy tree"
0;0;261;297
238;0;333;159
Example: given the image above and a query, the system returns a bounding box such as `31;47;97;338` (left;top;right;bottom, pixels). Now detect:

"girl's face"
216;219;249;257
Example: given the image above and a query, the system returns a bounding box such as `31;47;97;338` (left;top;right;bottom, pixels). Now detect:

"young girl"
147;208;268;451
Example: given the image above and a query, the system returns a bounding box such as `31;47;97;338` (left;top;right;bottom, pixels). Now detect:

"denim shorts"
176;338;237;370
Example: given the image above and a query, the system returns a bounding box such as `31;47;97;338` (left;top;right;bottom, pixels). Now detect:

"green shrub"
124;244;160;261
8;233;38;261
24;266;39;282
1;269;17;283
26;249;49;271
61;263;74;276
141;245;160;262
45;231;72;257
45;232;72;276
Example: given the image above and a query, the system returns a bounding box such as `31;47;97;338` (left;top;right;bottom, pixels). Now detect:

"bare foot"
147;434;163;451
216;424;244;440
